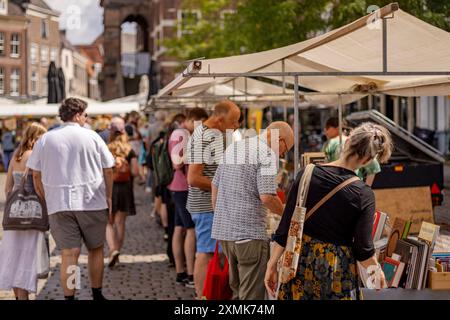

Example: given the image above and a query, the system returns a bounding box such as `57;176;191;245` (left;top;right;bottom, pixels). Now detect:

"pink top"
167;129;190;192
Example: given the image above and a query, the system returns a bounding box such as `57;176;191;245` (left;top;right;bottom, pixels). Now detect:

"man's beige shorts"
49;210;108;250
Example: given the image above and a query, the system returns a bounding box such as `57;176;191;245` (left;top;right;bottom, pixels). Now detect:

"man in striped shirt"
186;100;241;299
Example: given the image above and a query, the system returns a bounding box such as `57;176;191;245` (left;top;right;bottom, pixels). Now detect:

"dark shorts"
155;185;171;204
112;182;135;215
171;191;195;229
49;210;108;250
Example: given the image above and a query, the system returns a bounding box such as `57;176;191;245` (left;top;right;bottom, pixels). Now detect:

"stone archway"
100;0;151;101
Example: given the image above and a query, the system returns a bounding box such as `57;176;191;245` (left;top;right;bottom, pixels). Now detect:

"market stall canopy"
0;101;140;118
155;3;450;104
155;74;366;108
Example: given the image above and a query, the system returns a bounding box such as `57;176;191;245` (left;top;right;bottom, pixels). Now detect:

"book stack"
432;253;450;272
382;255;405;288
372;211;388;242
390;221;440;289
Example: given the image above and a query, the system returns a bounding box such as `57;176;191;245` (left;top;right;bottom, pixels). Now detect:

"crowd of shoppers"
0;95;395;301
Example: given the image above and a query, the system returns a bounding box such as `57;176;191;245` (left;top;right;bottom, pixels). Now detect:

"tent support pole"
338;94;343;154
282;59;286;94
383;17;387;72
294;75;299;176
244;77;248;102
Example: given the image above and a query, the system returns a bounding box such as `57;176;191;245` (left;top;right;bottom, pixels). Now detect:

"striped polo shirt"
186;124;224;214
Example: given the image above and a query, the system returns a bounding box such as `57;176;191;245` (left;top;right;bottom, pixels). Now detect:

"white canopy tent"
154;2;450;173
156;6;450;100
0;101;140;118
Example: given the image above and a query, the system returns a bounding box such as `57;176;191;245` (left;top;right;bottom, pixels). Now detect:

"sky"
45;0;136;45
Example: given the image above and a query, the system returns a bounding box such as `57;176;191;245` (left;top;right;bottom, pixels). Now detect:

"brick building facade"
0;0;60;99
0;0;28;98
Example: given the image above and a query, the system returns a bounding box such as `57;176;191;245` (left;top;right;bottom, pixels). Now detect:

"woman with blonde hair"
106;118;139;268
0;122;47;300
265;122;393;300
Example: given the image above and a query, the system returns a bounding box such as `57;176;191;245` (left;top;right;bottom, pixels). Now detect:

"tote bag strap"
305;176;360;221
295;164;315;208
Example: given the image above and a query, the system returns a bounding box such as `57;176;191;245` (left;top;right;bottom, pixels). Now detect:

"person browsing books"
323;117;381;186
265;122;393;300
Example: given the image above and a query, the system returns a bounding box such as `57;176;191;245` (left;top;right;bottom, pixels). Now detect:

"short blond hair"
342;122;393;163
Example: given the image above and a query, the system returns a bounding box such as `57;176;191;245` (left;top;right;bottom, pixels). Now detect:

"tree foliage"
164;0;450;62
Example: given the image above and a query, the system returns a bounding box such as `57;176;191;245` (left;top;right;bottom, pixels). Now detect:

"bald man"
211;121;294;300
186;100;241;298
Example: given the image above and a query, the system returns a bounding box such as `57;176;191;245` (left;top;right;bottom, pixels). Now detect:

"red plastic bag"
202;242;233;300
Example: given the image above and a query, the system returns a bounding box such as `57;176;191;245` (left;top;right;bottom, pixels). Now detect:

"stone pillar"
380;94;386;115
102;9;123;100
393;96;400;125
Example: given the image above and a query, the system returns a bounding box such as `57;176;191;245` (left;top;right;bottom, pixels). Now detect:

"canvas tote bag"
278;164;359;288
2;170;49;232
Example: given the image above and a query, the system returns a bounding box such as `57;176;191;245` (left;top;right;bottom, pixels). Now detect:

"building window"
155;30;160;52
30;43;39;64
178;10;201;37
0;0;7;15
41;46;49;66
10;33;20;58
10;69;20;96
50;47;58;63
41;20;49;39
41;75;47;96
31;69;38;95
0;67;4;94
0;32;4;55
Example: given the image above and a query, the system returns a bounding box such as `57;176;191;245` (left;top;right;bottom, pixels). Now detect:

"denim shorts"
191;212;221;254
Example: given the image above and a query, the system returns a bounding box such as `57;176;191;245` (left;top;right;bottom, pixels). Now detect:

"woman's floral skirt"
278;234;362;300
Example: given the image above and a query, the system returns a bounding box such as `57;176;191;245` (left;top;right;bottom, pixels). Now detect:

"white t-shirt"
27;122;115;215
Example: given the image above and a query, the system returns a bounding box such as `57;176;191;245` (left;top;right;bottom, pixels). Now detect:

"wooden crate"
428;271;450;290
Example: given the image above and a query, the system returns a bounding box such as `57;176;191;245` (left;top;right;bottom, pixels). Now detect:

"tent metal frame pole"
338;94;343;154
282;59;286;94
294;75;300;176
184;71;450;77
244;77;248;102
383;17;388;72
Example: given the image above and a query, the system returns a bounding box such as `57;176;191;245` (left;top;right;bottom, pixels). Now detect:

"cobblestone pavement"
0;176;195;300
1;166;450;300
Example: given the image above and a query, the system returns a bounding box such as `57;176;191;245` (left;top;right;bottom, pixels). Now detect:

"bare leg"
13;288;29;300
172;226;186;274
60;248;81;297
160;203;168;228
154;196;162;217
87;246;104;289
185;228;196;276
115;212;127;251
106;220;118;254
194;253;213;299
